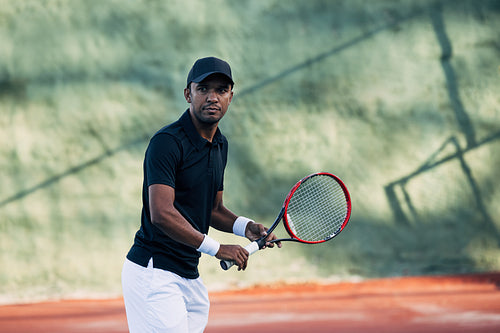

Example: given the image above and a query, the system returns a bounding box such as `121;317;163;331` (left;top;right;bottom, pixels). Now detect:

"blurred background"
0;0;499;303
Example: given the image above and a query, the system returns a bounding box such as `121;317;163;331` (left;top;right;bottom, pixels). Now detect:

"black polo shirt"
126;110;228;279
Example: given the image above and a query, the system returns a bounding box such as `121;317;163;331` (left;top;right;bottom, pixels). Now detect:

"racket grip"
220;241;260;270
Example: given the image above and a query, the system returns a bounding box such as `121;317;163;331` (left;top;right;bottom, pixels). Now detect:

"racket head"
282;172;351;244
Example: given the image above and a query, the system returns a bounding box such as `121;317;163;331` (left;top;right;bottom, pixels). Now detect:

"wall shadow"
384;2;500;245
0;2;425;209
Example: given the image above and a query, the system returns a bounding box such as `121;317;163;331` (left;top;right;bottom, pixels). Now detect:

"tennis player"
121;56;280;333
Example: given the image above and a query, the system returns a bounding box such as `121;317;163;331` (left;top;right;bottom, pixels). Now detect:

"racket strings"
286;175;348;242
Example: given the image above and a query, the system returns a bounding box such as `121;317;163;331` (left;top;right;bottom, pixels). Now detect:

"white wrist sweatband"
197;235;220;256
233;216;253;237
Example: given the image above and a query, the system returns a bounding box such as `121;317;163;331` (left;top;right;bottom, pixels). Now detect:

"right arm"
148;184;251;270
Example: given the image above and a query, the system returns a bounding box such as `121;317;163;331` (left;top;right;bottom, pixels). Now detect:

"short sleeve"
144;133;181;188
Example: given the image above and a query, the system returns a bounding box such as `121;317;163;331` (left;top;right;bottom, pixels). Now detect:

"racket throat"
269;238;301;244
255;206;285;249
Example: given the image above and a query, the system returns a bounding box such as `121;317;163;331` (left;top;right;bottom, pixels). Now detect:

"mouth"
203;105;221;113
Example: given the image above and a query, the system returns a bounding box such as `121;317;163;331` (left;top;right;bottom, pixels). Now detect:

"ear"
184;87;191;103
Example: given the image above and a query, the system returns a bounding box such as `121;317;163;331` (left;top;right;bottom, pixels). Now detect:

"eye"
219;86;232;94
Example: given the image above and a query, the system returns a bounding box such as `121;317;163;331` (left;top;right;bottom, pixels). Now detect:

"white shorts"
121;258;209;333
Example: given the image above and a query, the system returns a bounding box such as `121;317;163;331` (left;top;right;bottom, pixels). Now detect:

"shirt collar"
180;110;224;150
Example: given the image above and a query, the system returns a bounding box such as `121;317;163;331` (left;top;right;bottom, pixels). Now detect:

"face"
184;74;234;126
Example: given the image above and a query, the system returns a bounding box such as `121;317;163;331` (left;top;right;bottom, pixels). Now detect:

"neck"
189;111;218;142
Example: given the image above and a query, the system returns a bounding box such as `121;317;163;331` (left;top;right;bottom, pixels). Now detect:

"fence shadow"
385;2;500;241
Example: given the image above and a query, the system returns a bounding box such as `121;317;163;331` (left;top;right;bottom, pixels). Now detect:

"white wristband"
233;216;253;237
197;235;220;256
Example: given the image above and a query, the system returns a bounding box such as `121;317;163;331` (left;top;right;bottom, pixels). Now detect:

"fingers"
235;248;249;271
253;224;281;249
216;245;250;271
272;233;282;248
262;232;282;249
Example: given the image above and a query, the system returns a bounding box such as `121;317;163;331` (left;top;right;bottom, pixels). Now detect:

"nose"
206;89;218;102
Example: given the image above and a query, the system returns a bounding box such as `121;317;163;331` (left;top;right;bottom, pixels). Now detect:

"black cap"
186;57;234;88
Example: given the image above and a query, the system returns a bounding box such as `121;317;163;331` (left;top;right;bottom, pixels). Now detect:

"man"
122;57;280;333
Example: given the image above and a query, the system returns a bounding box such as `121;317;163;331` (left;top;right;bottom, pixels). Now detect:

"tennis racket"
220;172;351;270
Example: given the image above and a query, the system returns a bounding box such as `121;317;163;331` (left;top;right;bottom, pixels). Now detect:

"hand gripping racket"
220;172;351;270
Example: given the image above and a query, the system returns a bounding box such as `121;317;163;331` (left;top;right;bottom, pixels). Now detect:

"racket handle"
220;241;260;270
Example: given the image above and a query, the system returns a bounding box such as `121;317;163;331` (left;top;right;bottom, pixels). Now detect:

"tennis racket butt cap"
220;260;231;270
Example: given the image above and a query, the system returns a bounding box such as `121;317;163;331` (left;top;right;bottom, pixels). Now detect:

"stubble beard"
195;105;224;125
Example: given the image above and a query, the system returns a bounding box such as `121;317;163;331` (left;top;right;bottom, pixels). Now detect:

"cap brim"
191;71;234;85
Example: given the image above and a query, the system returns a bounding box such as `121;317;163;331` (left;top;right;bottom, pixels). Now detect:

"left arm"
210;191;238;233
211;191;281;248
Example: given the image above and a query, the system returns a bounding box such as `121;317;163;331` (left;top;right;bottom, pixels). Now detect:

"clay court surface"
1;273;499;333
